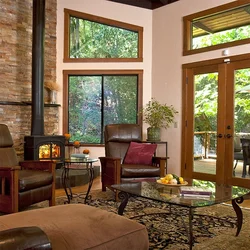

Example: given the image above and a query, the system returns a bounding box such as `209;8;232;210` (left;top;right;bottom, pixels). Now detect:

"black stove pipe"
31;0;45;135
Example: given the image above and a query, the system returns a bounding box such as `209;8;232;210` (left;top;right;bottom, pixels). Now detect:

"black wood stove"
24;0;65;162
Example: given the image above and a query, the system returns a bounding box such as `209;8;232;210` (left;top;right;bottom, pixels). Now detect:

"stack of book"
180;186;212;198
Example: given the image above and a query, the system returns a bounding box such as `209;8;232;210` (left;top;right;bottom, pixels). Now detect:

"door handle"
226;134;232;138
217;134;223;138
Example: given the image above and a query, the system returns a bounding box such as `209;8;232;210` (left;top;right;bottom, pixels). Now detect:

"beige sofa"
0;204;149;250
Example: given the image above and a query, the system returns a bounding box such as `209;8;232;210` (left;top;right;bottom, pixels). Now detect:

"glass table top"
112;179;250;208
63;158;98;170
64;158;98;163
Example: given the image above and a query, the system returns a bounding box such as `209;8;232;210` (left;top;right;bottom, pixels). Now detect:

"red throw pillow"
123;142;157;165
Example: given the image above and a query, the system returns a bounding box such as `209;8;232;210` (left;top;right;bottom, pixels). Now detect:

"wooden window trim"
183;0;250;56
62;69;143;145
64;9;143;62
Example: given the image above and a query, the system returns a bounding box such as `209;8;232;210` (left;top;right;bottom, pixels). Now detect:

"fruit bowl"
156;179;188;186
157;173;187;186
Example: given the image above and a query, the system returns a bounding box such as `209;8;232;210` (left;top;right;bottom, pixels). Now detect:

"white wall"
152;0;250;175
56;0;153;163
57;0;250;171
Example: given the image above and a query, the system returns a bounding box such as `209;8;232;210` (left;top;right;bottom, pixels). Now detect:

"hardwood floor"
55;175;250;208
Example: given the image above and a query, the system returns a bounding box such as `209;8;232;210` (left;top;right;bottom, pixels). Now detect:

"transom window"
63;70;143;144
183;0;250;55
64;9;143;62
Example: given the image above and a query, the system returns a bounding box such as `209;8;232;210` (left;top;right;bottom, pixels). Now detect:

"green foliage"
68;75;138;143
194;32;250;134
70;17;138;59
193;180;250;199
142;98;178;129
193;179;215;189
194;73;218;132
193;25;250;49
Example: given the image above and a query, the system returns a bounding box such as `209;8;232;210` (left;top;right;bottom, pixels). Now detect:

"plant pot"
147;127;161;141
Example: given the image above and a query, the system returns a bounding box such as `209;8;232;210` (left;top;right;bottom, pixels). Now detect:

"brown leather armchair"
0;124;56;213
99;124;166;194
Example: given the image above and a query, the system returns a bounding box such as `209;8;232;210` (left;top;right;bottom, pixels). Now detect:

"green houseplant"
142;98;178;141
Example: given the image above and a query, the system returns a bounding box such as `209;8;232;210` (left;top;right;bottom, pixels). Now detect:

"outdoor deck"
194;158;250;179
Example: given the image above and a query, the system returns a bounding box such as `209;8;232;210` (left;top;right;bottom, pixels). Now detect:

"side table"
62;157;98;204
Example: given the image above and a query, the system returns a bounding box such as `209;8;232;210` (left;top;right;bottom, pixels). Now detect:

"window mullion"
101;75;105;144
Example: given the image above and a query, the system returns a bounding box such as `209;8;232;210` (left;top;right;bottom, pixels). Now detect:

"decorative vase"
49;90;57;104
147;127;161;141
74;147;80;154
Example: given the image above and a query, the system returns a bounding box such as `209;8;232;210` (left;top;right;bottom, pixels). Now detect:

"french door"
182;54;250;188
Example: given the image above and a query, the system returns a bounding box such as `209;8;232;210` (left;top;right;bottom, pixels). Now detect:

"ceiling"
108;0;179;10
193;4;250;38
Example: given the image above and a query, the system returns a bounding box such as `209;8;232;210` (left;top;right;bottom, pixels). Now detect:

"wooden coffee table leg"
117;191;130;215
232;196;244;236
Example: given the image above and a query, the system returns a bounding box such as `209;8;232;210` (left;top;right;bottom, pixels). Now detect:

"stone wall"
0;0;58;160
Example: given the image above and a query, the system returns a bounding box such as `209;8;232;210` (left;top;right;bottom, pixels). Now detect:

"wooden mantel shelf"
0;101;60;107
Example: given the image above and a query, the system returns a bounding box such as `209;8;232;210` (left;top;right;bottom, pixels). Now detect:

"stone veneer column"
0;0;57;160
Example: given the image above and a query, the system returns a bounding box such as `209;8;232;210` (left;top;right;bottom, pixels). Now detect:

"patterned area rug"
24;190;250;249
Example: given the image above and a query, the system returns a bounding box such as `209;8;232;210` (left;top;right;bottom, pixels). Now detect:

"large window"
183;0;250;55
64;9;143;62
63;70;143;144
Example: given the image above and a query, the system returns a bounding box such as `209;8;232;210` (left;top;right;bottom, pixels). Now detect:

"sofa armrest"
19;160;56;174
152;156;167;161
0;226;52;250
99;157;122;171
0;166;20;213
0;166;21;171
99;156;122;162
99;157;122;190
152;157;166;176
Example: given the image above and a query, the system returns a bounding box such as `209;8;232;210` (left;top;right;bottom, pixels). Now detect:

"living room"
1;0;250;249
2;0;250;177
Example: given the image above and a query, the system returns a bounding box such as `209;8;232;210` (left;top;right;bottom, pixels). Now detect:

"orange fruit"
83;149;89;154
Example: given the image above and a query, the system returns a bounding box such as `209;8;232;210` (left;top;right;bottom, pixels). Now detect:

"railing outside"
194;131;250;159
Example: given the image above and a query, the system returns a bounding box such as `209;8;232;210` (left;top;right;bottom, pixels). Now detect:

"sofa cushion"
121;164;161;177
0;204;149;250
123;142;157;165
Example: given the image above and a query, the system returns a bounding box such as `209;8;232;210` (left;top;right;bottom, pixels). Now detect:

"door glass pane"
193;72;218;174
233;68;250;179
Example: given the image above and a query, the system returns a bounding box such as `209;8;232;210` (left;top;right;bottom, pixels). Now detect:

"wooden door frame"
181;53;250;184
225;59;250;188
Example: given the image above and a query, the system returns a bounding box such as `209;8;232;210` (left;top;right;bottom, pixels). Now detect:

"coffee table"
62;157;98;204
112;179;250;250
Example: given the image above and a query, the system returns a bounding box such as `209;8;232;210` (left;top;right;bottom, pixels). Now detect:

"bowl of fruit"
157;174;188;186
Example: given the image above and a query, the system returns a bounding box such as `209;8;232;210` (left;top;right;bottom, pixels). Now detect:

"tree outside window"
63;70;143;144
64;9;143;62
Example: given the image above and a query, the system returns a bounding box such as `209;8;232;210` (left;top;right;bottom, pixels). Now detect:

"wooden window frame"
64;8;143;62
183;0;250;56
63;69;143;145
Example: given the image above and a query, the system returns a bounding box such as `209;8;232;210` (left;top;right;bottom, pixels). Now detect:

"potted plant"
142;98;178;141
